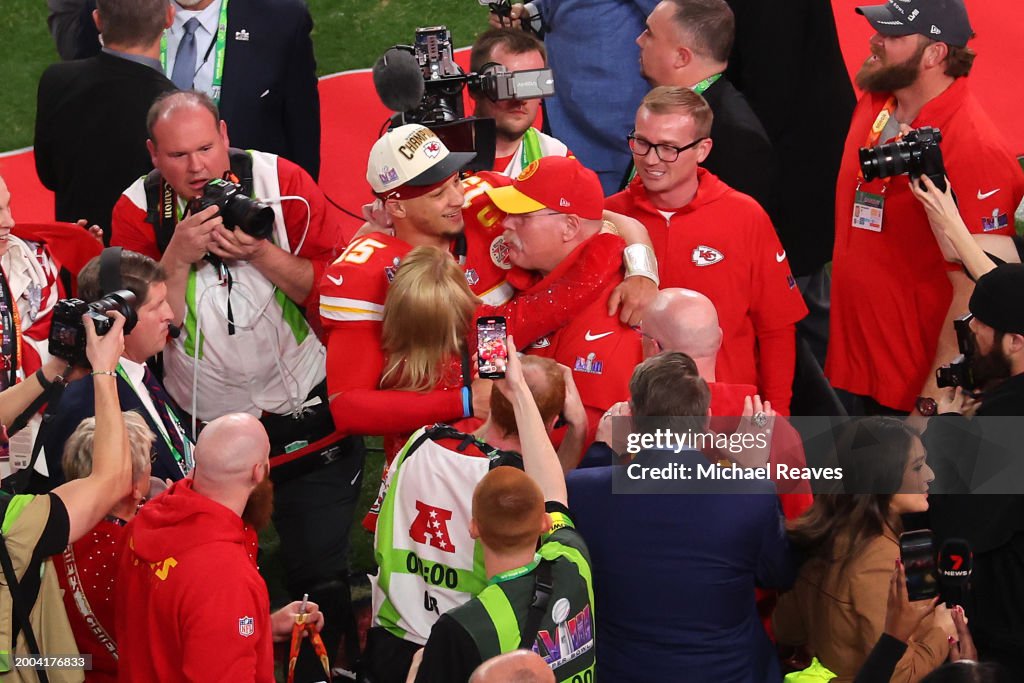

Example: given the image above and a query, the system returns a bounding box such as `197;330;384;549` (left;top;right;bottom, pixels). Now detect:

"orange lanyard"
857;96;900;190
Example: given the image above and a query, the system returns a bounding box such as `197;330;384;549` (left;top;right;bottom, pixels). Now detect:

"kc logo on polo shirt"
692;245;724;267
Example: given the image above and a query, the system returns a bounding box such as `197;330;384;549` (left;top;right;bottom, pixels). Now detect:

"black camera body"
936;313;976;390
48;290;138;366
188;178;275;240
859;126;947;192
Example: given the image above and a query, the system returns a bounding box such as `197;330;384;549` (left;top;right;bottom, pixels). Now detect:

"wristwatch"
915;396;938;416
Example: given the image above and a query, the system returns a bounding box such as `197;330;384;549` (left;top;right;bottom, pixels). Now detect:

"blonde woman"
55;411;156;683
380;246;480;394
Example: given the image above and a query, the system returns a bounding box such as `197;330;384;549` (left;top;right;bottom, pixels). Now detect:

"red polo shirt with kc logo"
606;169;807;414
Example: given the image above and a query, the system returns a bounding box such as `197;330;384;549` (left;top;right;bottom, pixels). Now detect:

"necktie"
141;367;190;472
170;18;201;90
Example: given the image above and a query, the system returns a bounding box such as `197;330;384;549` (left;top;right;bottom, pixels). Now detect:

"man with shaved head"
116;413;323;681
470;650;555;683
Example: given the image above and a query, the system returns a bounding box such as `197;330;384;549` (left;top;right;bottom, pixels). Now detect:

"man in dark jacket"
35;0;176;237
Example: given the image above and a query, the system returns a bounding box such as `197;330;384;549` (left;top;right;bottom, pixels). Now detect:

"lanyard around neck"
160;0;230;104
691;73;722;95
115;363;193;473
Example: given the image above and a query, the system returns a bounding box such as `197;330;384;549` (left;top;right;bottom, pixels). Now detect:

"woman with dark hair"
773;417;953;682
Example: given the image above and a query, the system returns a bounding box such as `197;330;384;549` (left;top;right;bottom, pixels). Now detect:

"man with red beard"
827;0;1024;414
116;413;322;681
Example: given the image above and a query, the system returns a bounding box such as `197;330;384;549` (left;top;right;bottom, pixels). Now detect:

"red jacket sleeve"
756;324;795;416
326;325;464;436
110;194;161;260
276;157;345;310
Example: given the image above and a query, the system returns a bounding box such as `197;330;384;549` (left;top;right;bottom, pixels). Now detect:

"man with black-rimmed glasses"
606;86;806;414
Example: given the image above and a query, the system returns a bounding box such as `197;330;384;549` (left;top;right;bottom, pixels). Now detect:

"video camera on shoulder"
859;126;948;192
936;313;976;390
48;291;138;366
372;25;555;172
188;178;275;240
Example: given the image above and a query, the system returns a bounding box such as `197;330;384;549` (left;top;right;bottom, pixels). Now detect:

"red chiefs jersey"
606;170;807;414
828;79;1024;411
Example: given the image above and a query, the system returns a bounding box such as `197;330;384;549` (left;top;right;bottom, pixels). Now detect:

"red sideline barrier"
2;1;1020;228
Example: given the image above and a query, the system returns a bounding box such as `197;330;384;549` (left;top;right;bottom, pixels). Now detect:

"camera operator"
0;312;132;678
490;1;658;194
826;0;1024;415
109;90;361;678
924;263;1024;676
468;28;571;177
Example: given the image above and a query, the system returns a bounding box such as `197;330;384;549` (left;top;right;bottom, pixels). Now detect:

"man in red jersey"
606;86;806;414
828;0;1024;414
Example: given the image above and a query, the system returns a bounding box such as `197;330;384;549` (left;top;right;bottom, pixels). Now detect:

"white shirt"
119;357;190;462
165;0;224;96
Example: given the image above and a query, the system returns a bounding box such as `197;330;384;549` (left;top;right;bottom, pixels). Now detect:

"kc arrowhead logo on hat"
485;156;604;221
366;124;476;196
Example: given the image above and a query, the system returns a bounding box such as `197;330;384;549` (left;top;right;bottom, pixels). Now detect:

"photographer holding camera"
0;311;131;681
110;90;363;677
923;263;1024;676
827;0;1024;416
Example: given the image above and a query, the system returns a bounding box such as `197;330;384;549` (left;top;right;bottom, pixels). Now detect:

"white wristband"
623;243;660;287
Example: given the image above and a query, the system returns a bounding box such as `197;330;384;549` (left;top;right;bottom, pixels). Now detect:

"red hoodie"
115;479;272;682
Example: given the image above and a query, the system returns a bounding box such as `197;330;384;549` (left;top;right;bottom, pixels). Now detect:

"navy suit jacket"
37;373;189;488
220;0;321;180
566;448;794;683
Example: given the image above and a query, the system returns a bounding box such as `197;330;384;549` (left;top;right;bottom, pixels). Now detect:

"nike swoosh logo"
585;330;614;341
775;251;786;263
977;189;1000;200
325;274;344;286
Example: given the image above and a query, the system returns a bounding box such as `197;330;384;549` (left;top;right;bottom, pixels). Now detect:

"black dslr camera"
188;178;275;240
859;126;947;192
936;313;976;390
48;290;138;366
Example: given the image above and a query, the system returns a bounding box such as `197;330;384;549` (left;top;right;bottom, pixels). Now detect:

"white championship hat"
367;124;476;196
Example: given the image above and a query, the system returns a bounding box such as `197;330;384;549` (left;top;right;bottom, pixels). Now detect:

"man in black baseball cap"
963;263;1024;414
856;0;973;48
825;0;1024;417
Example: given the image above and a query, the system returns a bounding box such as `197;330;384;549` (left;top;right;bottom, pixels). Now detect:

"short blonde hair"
641;86;714;138
62;411;155;485
381;246;480;392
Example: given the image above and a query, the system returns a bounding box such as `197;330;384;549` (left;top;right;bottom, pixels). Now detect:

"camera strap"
0;269;22;392
144;148;256;255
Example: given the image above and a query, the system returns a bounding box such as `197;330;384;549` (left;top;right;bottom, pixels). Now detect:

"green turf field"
0;0;489;152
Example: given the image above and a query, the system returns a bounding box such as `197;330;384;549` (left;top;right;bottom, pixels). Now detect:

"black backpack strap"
144;148;255;255
519;560;554;651
420;425;524;470
0;494;49;683
227;148;255;196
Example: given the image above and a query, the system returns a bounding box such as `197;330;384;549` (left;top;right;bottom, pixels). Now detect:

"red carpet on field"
2;0;1020;235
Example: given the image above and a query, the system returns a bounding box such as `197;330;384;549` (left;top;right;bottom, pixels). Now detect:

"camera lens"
858;143;908;182
226;195;275;240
